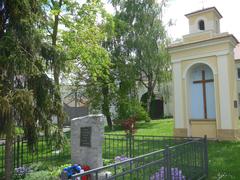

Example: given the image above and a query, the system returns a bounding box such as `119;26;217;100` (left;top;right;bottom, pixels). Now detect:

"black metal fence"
103;134;200;159
0;134;208;180
0;134;71;176
73;137;208;180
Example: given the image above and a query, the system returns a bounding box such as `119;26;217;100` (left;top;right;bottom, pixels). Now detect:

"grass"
0;136;71;177
1;119;240;179
107;119;240;179
105;118;173;136
208;141;240;179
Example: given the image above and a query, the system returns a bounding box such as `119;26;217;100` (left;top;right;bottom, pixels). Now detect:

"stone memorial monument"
71;114;104;169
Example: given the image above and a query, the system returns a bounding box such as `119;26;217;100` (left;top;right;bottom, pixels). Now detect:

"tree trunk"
146;90;153;115
5;115;13;180
4;56;15;180
102;85;112;129
52;0;63;129
146;79;154;115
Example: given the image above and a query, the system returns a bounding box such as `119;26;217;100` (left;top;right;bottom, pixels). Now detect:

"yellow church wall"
183;31;212;43
171;43;228;61
215;51;238;130
170;7;239;140
213;73;221;130
180;56;221;138
217;129;240;140
227;53;239;129
171;43;238;139
188;11;215;26
173;128;188;137
190;120;217;138
188;10;220;35
235;61;240;117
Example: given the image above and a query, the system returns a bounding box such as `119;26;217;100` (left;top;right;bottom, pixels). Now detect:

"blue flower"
63;165;81;178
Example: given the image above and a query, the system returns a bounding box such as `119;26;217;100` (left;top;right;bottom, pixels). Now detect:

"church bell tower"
169;7;239;140
186;6;221;34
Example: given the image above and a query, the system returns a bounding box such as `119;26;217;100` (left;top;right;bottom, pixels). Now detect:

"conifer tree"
0;0;64;178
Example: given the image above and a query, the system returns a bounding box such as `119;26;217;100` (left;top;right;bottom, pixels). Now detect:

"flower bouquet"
61;164;91;180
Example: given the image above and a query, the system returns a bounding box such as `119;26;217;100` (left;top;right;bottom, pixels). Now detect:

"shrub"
51;163;72;178
28;162;46;171
24;163;72;180
116;99;150;123
121;117;137;135
25;170;57;180
14;166;32;179
135;105;151;122
103;159;114;166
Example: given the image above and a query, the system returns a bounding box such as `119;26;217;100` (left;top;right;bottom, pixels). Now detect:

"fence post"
16;136;20;168
164;145;171;180
126;135;129;157
203;135;208;177
129;134;132;158
132;135;134;157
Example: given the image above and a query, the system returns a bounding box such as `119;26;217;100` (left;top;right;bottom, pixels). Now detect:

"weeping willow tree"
111;0;171;115
0;0;64;179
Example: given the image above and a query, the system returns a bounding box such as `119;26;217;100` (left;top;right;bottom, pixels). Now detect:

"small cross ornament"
202;0;207;9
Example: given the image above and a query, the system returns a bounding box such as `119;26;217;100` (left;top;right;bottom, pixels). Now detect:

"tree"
62;0;113;127
0;0;63;179
106;8;139;121
41;0;78;133
111;0;171;114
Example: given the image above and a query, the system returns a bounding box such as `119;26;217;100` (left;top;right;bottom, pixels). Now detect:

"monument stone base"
71;114;104;169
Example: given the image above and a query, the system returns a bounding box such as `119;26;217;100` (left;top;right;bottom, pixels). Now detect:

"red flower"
81;165;91;180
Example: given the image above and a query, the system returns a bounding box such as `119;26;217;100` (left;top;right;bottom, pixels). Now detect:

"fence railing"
72;137;208;180
0;133;71;176
103;134;202;159
0;134;208;180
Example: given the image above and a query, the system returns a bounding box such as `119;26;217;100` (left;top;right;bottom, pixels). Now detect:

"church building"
169;7;240;140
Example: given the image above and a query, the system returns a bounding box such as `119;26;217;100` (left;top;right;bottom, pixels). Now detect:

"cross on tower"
193;70;214;119
201;0;207;9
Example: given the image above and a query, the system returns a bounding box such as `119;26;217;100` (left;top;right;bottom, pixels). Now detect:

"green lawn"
1;119;240;179
108;119;240;180
105;118;173;136
208;141;240;179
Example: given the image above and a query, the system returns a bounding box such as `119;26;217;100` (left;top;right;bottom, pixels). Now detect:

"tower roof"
185;7;222;19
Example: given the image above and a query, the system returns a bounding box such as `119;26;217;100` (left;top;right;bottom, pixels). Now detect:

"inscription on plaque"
80;127;91;147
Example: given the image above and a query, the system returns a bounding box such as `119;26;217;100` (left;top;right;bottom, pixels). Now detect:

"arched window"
198;20;205;30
